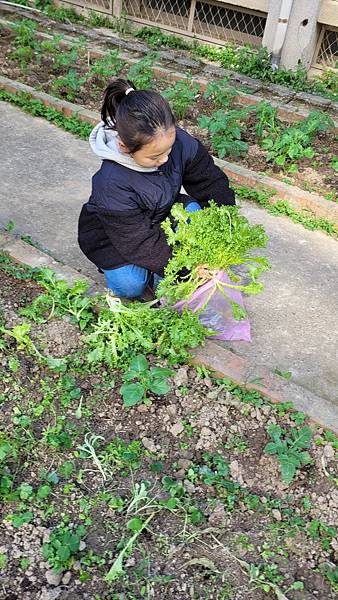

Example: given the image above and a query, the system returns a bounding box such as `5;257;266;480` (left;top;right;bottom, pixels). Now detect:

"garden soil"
0;265;337;599
1;102;338;411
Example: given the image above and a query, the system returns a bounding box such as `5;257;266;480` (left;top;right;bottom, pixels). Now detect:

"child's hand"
196;264;209;278
196;265;218;279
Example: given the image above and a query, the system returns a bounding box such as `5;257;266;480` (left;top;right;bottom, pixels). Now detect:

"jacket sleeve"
182;140;235;207
96;206;171;277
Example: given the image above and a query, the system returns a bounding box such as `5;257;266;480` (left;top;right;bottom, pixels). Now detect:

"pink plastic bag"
167;271;251;341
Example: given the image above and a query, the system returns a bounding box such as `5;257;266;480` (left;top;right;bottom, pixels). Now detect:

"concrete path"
1;101;338;411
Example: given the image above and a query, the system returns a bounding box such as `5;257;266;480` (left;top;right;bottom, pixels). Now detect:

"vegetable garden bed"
0;18;337;202
0;253;337;600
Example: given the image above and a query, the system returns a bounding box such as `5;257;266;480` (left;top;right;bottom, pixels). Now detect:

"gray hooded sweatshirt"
89;121;158;173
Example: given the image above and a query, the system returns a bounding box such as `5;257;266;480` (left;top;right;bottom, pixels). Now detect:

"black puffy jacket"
78;127;235;276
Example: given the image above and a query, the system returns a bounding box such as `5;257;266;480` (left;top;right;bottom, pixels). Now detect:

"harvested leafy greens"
157;202;270;310
85;295;208;368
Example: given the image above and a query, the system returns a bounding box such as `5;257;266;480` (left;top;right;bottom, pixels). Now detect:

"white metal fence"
56;0;338;73
313;25;338;69
122;0;267;46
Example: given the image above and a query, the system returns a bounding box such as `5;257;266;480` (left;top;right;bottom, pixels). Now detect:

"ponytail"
101;78;175;153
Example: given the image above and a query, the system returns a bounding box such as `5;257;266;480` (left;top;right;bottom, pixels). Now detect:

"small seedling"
203;77;237;109
264;424;313;484
127;54;157;89
163;77;199;119
0;554;7;571
120;354;173;407
42;524;87;571
274;368;292;380
5;220;15;233
331;155;338;173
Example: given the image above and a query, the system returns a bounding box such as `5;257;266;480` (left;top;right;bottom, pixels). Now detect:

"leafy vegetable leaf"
121;382;144;407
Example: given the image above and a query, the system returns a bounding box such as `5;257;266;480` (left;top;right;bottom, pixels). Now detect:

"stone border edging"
0;230;103;294
1;75;337;226
1;230;337;433
191;341;338;434
1;2;337;119
213;157;338;224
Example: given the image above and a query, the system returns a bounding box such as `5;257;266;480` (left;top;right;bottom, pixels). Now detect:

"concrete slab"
0;101;338;410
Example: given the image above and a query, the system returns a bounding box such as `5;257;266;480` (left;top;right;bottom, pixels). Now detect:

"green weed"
199;108;251;158
234;184;338;238
0;89;92;139
120;354;173;407
163;77;199;119
264;424;313;484
78;434;143;481
42;524;87;571
307;519;336;552
135;26;191;50
194;43;337;100
127;54;157;89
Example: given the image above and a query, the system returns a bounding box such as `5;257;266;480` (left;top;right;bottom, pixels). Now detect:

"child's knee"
104;267;149;299
118;281;147;298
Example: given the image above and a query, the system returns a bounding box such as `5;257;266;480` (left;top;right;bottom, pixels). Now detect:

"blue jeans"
103;201;201;299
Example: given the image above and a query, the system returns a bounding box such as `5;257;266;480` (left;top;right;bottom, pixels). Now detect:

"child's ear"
117;139;130;154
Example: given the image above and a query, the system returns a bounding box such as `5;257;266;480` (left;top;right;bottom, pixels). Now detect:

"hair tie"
125;87;134;96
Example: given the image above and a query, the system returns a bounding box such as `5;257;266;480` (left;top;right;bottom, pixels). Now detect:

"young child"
78;78;235;298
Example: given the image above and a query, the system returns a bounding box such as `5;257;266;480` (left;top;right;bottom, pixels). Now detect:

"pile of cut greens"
157;202;270;315
85;295;208;368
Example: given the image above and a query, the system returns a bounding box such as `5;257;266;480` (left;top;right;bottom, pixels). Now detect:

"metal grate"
193;1;266;46
123;0;191;30
316;27;338;68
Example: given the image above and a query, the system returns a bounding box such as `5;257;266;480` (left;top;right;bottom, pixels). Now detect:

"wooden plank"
318;0;338;27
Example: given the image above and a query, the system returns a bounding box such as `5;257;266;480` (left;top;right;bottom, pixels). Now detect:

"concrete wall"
263;0;323;71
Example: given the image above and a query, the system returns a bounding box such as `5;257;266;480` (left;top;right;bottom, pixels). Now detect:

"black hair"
101;78;175;152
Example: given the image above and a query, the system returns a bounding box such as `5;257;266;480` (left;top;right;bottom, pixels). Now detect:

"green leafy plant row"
234;186;338;239
199;95;335;172
0;89;92;139
8;10;337;101
126;26;338;101
194;44;338;101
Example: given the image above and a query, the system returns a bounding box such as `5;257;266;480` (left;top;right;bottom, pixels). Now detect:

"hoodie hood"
89;122;158;173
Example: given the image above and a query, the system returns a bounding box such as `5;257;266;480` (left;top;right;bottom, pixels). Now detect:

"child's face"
121;127;176;168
